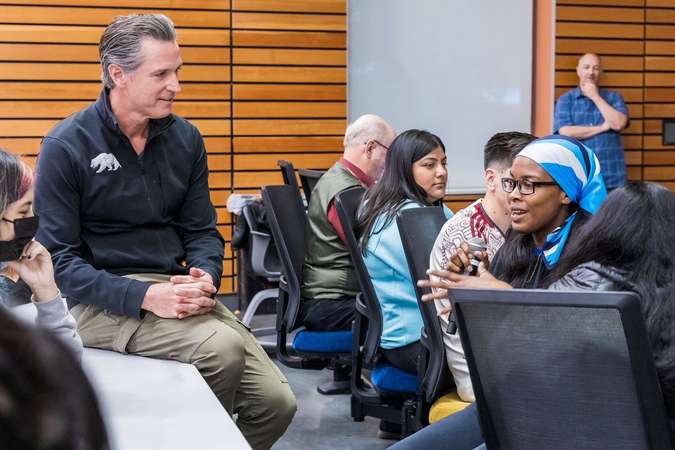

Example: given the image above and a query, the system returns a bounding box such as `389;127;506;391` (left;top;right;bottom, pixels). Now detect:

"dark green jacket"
301;161;362;299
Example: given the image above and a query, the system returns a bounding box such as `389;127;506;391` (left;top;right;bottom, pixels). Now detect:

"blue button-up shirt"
553;87;629;189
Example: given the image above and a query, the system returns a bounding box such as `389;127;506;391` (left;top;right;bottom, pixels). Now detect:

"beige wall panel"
232;12;345;31
556;38;644;54
233;102;345;118
233;119;345;135
558;0;644;5
1;1;230;8
233;136;343;152
234;84;345;100
234;152;339;170
232;30;345;48
233;66;345;83
233;48;345;66
232;0;344;13
1;5;230;28
558;6;644;22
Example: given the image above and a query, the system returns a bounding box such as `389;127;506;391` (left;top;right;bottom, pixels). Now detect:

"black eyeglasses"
367;139;389;151
501;177;558;195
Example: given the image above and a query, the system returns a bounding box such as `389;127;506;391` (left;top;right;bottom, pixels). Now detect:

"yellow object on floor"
428;391;472;423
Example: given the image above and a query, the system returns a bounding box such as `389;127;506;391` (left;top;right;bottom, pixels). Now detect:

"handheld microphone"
465;236;487;276
446;237;487;335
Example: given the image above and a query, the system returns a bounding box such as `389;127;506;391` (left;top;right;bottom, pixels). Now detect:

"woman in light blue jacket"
357;129;453;374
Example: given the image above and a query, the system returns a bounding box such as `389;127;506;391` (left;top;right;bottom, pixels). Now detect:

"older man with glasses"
298;114;396;335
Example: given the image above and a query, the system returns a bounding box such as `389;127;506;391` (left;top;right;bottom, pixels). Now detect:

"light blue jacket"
363;201;453;349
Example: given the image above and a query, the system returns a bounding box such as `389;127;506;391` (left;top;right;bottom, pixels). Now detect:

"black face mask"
0;216;39;262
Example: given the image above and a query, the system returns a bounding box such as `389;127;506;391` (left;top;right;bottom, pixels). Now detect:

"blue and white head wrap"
517;135;607;267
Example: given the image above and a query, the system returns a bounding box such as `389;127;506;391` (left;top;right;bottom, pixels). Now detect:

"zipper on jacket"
137;149;171;266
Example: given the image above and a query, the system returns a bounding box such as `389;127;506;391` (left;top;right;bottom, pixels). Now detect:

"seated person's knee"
193;325;246;377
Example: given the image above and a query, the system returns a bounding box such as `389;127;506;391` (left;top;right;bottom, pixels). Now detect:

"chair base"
317;361;351;395
317;379;351;395
378;420;402;440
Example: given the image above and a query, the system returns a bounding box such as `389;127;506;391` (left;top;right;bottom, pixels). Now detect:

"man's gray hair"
99;14;176;89
343;114;391;148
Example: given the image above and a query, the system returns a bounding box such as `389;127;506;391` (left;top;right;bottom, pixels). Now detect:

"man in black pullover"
35;14;295;450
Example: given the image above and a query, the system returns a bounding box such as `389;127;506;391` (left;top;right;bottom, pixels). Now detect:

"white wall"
348;1;533;193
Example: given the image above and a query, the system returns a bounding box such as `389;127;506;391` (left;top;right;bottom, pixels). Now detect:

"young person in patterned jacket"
428;131;535;402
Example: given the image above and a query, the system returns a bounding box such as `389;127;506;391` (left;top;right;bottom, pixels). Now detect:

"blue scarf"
518;135;607;268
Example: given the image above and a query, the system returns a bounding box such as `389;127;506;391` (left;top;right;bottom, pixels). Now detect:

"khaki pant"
72;274;296;450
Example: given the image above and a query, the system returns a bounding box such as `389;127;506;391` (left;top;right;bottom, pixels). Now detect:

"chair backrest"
334;186;381;367
277;160;301;192
452;288;672;450
261;185;308;329
396;207;454;402
298;168;325;205
241;203;280;279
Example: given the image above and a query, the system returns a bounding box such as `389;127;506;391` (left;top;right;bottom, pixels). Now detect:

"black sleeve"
175;130;225;290
35;137;149;318
489;246;507;281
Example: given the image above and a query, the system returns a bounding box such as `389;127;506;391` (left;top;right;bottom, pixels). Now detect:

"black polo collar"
94;88;176;141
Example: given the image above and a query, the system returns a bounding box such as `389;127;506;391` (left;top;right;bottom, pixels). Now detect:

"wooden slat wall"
0;0;347;294
227;0;347;294
556;0;675;191
645;0;675;187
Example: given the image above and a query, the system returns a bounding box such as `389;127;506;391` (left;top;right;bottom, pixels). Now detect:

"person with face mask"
0;149;82;359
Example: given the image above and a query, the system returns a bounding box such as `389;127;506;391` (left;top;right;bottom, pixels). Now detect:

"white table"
12;303;250;450
82;348;251;450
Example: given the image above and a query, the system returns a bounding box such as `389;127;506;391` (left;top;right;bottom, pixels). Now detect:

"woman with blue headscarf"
426;134;607;291
484;134;607;288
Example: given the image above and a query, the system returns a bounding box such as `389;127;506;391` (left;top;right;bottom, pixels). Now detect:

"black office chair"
396;207;456;427
298;168;325;205
262;184;353;395
277;160;300;191
334;186;419;435
452;288;672;450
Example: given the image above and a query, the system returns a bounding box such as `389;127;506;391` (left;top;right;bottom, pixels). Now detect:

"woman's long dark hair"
0;308;109;449
357;129;445;252
550;182;674;290
493;203;585;288
550;182;675;432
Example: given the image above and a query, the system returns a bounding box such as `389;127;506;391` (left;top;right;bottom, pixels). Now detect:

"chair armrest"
250;232;281;279
355;292;369;316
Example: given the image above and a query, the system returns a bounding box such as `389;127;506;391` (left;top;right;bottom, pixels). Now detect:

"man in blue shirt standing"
554;53;629;190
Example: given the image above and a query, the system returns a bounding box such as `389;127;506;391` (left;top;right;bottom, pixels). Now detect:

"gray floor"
272;365;392;450
240;311;393;450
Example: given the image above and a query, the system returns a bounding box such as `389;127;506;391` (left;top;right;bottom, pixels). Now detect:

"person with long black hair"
391;181;674;450
548;181;675;442
358;129;453;374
